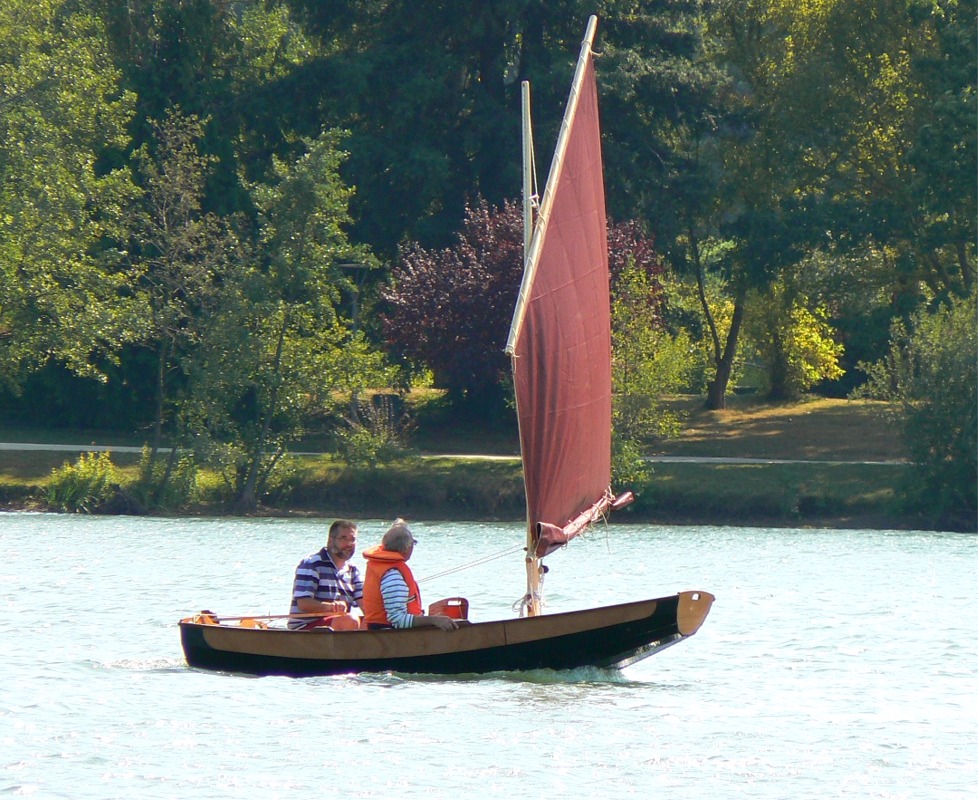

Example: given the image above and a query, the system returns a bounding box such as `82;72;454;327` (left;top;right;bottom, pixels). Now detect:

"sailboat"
178;16;713;678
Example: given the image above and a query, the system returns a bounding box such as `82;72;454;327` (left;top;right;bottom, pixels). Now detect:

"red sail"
509;55;619;559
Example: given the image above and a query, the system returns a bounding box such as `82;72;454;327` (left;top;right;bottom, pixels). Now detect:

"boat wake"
351;665;637;685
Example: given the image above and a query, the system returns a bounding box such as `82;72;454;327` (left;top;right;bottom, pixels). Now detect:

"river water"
1;513;974;799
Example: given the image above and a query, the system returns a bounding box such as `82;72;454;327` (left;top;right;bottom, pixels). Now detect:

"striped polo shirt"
289;547;363;629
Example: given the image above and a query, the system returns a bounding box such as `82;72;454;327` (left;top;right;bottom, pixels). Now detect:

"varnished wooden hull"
179;591;713;677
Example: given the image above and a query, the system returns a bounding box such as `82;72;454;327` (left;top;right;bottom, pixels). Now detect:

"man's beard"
329;545;354;562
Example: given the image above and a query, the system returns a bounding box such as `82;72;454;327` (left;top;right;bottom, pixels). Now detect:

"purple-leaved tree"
382;198;663;410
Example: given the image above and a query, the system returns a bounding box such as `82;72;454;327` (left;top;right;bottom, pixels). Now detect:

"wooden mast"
519;78;542;616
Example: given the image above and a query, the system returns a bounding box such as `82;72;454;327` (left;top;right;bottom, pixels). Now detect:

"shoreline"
2;497;965;533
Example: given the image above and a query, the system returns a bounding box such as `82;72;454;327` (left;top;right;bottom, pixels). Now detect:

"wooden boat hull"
179;591;714;677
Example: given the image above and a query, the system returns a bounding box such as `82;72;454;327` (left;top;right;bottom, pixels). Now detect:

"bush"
612;259;688;444
333;395;415;468
129;447;201;511
612;434;650;486
46;452;118;513
855;293;977;528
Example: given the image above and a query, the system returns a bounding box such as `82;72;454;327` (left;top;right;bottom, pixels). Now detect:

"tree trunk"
151;338;169;459
690;226;724;371
705;284;747;411
235;309;289;511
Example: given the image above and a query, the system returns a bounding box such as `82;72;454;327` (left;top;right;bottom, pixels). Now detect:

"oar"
201;612;331;621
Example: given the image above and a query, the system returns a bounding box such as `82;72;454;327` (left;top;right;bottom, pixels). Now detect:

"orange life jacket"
362;545;422;626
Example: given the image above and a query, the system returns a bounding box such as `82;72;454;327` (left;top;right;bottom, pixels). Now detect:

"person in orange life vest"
289;519;363;630
361;519;458;631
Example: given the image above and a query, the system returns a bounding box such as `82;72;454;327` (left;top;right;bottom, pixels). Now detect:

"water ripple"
2;514;975;800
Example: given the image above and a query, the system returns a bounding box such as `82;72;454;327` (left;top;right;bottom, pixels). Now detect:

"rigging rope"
417;543;525;585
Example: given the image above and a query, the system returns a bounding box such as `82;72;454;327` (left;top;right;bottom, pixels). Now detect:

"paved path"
0;442;905;466
0;442;157;453
419;452;906;465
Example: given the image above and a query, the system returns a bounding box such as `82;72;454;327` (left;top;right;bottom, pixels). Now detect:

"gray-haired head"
382;518;415;554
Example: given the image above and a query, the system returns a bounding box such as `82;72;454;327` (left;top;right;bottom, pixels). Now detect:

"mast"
510;16;600;618
519;79;542;616
521;80;534;258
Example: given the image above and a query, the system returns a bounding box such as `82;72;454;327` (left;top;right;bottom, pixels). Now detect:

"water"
1;514;975;800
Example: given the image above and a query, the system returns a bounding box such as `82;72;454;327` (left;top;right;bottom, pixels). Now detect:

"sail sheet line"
417;544;525;584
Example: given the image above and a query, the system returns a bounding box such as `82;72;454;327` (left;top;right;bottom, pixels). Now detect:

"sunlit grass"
633;461;905;524
654;396;904;462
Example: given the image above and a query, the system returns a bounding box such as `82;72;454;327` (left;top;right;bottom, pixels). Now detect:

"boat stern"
676;590;715;636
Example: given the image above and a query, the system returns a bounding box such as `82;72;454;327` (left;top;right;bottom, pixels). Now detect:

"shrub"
46;452;118;513
129;447;201;511
612;258;687;451
333;394;415;468
612;434;650;486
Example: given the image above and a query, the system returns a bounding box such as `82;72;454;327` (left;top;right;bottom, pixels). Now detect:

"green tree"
100;0;325;216
128;109;236;464
0;0;135;391
281;2;736;256
745;282;845;401
705;0;976;409
282;0;529;252
855;292;977;529
611;258;691;482
221;130;386;509
598;1;737;248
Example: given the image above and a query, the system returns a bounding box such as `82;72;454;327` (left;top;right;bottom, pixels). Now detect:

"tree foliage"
1;0;973;526
382;198;524;406
218;130;387;508
744;283;845;401
611;256;690;484
693;0;976;407
283;0;585;252
383;200;666;410
608;221;687;441
0;0;135;390
128;109;236;458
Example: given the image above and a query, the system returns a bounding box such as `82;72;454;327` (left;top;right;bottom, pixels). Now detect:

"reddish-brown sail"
507;41;628;559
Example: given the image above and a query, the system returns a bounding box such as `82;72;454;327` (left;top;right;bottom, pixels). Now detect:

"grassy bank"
1;395;962;530
268;455;915;530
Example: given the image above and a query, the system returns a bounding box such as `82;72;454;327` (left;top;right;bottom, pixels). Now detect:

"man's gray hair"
382;518;414;554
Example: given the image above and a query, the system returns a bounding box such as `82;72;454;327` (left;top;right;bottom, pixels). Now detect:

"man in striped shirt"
289;519;363;629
